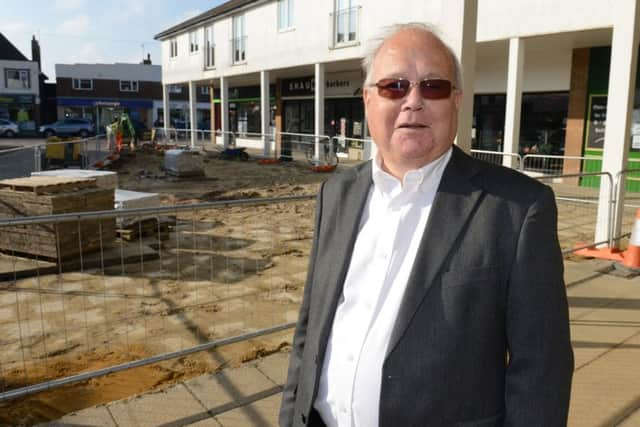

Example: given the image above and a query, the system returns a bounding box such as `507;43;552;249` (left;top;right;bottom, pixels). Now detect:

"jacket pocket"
442;266;500;288
456;410;504;426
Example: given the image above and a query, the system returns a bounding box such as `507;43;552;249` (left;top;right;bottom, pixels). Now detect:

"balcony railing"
329;6;361;48
231;36;247;64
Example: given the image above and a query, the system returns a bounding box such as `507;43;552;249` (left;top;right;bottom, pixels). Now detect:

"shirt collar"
371;147;452;196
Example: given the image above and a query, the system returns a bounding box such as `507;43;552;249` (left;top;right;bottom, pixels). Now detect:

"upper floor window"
332;0;359;46
205;25;215;68
189;31;199;54
120;80;139;92
278;0;295;30
5;69;30;90
72;78;93;90
232;14;246;64
170;38;178;58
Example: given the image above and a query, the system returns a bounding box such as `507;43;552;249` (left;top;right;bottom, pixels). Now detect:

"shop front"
280;71;365;159
0;93;38;132
57;98;154;132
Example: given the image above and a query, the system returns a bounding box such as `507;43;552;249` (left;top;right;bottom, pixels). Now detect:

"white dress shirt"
314;148;452;427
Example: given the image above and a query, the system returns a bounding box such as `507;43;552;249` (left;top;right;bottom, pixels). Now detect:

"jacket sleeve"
279;183;324;427
504;185;574;426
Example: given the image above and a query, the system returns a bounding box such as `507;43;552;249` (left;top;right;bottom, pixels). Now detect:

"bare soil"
0;147;345;426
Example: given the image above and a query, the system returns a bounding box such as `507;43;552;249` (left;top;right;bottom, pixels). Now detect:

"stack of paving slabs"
0;176;115;262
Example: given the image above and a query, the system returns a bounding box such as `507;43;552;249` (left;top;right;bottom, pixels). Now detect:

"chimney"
142;53;152;65
31;35;41;71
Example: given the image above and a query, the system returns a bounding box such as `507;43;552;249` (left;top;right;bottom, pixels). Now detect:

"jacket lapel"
315;162;374;350
386;147;486;357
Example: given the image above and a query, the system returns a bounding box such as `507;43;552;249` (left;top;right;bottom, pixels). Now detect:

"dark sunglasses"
372;78;455;100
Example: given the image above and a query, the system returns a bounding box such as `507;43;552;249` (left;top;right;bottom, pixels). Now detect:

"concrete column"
188;81;197;148
453;0;477;154
220;76;229;148
595;0;640;245
162;84;170;138
502;37;525;169
209;84;216;145
260;70;271;157
314;63;325;161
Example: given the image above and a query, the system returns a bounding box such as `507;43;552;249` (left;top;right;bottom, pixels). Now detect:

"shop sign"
282;72;363;98
586;95;607;150
282;77;315;97
325;71;363;97
0;94;35;104
94;101;121;107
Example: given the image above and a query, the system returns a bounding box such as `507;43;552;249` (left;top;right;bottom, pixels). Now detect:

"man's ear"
453;89;463;112
363;86;371;113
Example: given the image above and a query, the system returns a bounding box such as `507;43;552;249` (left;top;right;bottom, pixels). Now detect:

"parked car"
0;119;19;138
39;118;95;138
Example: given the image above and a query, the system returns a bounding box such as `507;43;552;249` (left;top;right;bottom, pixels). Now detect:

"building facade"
0;33;42;131
55;62;167;132
156;0;640;241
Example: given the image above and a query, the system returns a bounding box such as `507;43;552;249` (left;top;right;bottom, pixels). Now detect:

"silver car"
0;119;19;138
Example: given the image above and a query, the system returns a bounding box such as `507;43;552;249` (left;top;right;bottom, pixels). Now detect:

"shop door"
282;100;314;160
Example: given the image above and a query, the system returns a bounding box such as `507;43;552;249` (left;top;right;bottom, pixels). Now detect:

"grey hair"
361;22;463;90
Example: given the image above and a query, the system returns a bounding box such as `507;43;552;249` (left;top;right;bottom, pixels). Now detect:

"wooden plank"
0;176;97;194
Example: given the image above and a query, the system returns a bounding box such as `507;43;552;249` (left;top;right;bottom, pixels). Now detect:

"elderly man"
280;23;573;427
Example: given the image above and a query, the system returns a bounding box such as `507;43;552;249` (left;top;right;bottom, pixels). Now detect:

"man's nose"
401;84;424;111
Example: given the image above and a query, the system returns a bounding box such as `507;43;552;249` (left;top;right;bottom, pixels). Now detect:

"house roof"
154;0;259;40
0;33;29;61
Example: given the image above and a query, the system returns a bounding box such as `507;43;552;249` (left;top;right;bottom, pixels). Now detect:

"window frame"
72;78;93;91
232;14;246;64
277;0;295;31
189;31;199;54
5;68;31;90
170;38;178;58
119;80;139;92
205;25;215;68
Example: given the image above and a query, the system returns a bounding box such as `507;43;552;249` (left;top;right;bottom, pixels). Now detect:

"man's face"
363;29;462;176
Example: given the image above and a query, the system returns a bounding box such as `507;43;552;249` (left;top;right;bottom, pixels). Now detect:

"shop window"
278;0;295;30
201;86;210;95
120;80;139;92
72;78;93;90
170;38;178;58
169;85;182;94
5;69;30;90
189;31;199;54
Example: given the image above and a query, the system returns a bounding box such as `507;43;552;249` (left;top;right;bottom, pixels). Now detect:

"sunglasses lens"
376;79;410;99
419;79;452;99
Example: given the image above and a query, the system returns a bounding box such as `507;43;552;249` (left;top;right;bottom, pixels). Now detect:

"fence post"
34;145;42;172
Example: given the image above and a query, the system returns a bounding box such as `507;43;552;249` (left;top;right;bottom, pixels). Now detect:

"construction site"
0;134;639;426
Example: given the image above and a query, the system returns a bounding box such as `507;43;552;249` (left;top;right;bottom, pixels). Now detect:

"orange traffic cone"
621;209;640;269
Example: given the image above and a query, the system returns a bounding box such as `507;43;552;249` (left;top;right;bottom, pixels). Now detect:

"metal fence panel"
0;147;40;179
0;196;314;404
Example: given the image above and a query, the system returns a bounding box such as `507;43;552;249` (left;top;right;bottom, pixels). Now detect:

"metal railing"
0;135;110;179
470;149;522;168
535;172;614;253
522;154;602;175
0;195;316;402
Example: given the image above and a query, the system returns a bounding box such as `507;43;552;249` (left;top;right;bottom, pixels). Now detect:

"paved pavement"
39;257;640;427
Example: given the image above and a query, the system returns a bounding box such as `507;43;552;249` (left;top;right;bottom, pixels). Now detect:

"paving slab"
214;393;282;427
107;382;209;427
42;405;116;427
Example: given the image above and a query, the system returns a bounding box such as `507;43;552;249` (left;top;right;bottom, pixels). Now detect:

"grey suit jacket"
280;146;574;427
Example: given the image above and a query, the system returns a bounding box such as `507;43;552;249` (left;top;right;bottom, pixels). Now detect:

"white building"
155;0;640;241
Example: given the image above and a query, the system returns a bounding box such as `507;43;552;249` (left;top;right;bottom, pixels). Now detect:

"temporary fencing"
470;149;522;168
0;136;110;180
534;172;614;254
0;195;315;402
